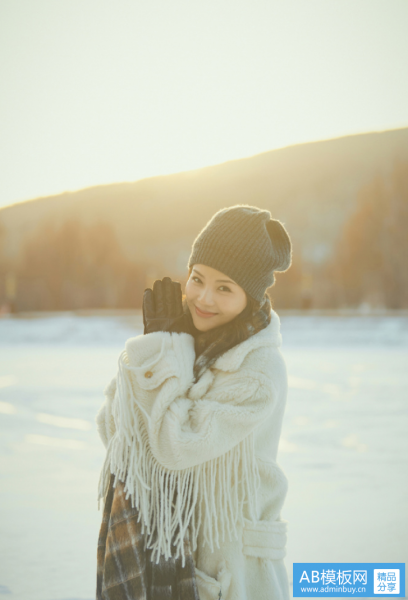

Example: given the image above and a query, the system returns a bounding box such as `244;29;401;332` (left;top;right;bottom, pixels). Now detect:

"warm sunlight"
1;3;407;598
1;0;408;207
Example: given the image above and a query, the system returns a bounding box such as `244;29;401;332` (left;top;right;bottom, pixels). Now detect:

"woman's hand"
142;277;192;335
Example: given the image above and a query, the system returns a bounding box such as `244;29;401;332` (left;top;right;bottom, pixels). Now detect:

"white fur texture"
95;307;290;599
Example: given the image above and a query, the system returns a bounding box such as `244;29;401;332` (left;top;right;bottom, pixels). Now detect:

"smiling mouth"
194;305;218;317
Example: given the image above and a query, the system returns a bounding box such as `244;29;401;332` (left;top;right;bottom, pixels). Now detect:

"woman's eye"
191;277;230;293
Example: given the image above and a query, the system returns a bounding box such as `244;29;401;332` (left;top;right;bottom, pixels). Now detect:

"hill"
1;127;408;280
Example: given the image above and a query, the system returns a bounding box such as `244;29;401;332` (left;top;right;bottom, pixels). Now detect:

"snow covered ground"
0;311;407;600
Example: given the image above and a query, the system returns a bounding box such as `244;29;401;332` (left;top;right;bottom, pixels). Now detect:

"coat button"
144;371;153;378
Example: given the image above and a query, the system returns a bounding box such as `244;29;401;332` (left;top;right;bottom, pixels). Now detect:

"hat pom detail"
266;219;292;273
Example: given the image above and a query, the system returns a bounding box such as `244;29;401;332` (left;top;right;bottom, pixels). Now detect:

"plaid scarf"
97;474;200;600
96;293;272;599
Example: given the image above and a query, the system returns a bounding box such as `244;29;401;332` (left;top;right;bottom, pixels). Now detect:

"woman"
95;204;292;600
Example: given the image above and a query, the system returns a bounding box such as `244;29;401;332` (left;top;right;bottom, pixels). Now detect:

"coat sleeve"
119;330;281;470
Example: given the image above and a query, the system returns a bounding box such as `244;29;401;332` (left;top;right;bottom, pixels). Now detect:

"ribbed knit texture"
187;204;292;302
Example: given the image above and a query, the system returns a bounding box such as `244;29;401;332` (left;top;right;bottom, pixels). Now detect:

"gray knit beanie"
187;204;292;302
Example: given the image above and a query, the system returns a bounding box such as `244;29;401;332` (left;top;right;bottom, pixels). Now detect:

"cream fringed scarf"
97;293;272;568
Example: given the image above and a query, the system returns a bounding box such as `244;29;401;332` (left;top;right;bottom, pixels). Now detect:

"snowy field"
0;311;407;600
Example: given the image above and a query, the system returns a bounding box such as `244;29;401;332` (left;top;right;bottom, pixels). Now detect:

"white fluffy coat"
96;308;290;600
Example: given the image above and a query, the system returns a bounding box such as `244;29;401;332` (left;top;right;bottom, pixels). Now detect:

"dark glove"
142;277;193;335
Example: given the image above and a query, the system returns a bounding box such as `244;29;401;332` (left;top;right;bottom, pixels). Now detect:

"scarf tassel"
97;350;262;569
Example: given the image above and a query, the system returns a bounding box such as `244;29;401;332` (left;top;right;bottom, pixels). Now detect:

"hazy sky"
1;0;408;209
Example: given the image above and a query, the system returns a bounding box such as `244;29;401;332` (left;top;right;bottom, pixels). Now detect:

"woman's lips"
195;305;218;318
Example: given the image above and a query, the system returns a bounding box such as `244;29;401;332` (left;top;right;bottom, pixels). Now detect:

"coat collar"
211;308;282;372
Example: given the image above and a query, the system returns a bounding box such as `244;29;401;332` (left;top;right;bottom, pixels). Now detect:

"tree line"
329;160;408;309
0;219;147;312
0;160;407;312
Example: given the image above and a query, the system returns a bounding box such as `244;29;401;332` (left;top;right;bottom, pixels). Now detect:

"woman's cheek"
184;280;194;301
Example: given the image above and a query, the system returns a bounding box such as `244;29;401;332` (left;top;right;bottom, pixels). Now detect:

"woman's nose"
197;287;216;306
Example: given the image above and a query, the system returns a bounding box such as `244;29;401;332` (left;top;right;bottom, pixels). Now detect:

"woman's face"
185;264;248;332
